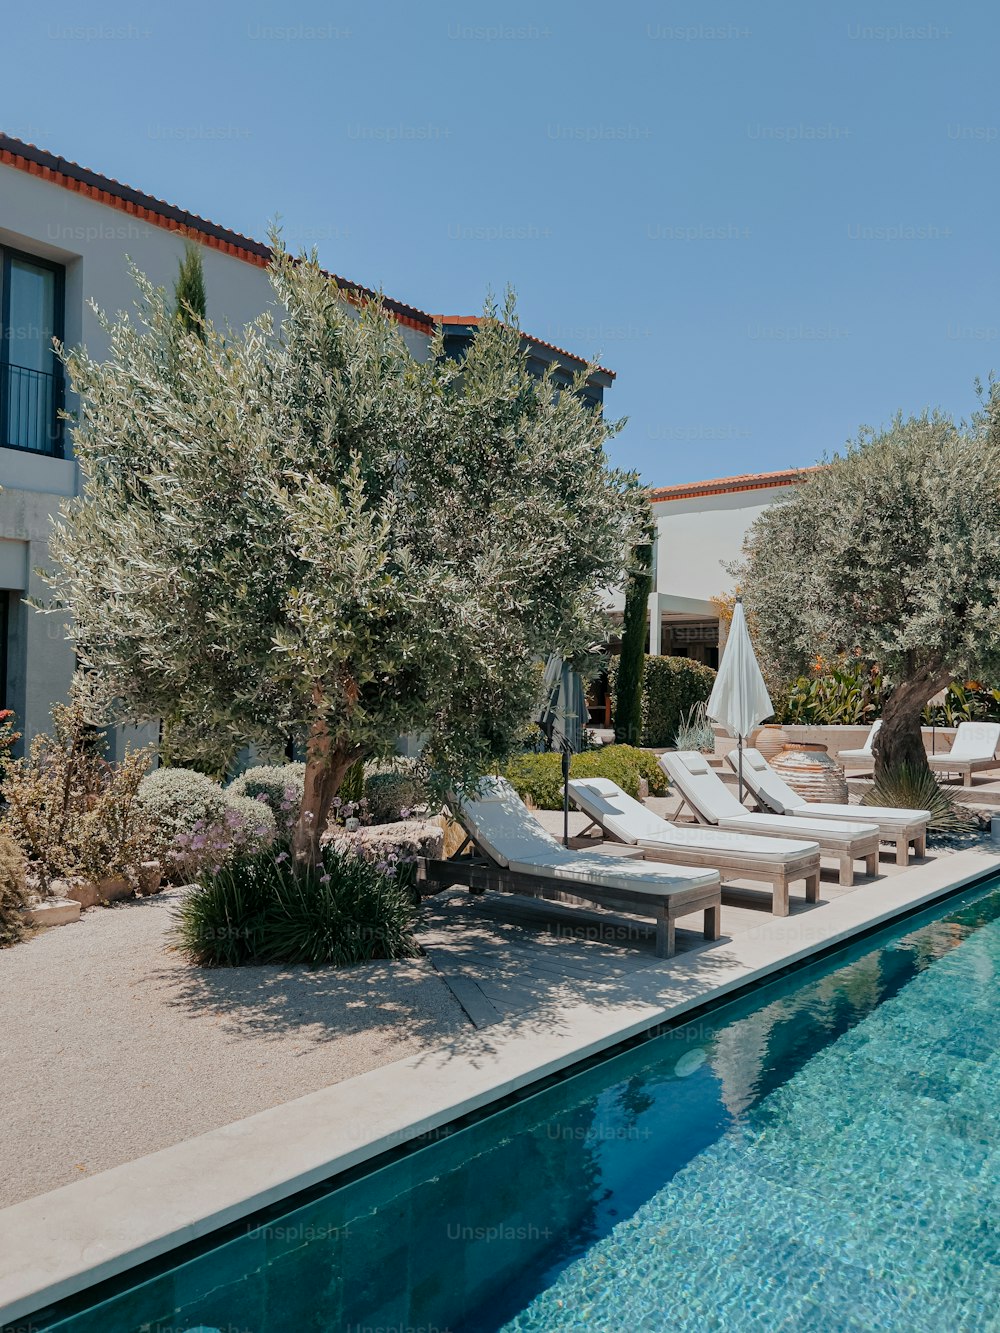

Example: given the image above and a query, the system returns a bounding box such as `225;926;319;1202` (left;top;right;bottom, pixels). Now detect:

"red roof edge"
0;134;434;333
648;465;822;503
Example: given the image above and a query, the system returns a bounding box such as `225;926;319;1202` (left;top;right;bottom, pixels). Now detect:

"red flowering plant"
0;710;21;782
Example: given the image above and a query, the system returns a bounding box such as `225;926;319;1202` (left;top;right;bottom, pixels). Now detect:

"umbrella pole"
562;743;571;847
738;735;744;804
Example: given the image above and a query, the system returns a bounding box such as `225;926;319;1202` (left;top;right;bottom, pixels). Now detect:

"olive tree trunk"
873;669;952;782
290;711;365;870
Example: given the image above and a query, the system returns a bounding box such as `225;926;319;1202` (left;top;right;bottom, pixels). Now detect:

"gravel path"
0;890;468;1208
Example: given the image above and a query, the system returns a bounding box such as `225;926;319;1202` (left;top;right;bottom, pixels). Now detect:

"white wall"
0;164;433;750
651;484;792;613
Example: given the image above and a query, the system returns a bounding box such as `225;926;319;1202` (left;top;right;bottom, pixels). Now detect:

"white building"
0;134;612;751
645;467;812;668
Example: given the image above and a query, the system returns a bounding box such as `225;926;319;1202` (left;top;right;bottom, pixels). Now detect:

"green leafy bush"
503;744;668;810
0;832;30;948
862;764;981;841
340;759;365;806
228;763;305;838
610;655;717;748
172;845;419;967
923;680;1000;726
364;769;428;824
776;660;885;726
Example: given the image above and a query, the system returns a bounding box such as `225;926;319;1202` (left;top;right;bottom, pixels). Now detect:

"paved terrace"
419;796;996;1028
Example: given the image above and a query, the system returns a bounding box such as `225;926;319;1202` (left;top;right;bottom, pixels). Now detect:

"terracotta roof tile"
648;465;823;503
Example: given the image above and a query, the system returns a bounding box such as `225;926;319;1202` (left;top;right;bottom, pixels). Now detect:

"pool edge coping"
3;846;1000;1327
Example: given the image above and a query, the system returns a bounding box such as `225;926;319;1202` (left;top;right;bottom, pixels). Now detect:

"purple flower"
275;851;289;864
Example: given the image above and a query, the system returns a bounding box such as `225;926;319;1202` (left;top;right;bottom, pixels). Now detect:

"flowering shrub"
139;767;278;880
172;841;418;967
137;768;231;879
0;832;30;948
227;763;306;839
173;798;278;877
3;699;152;889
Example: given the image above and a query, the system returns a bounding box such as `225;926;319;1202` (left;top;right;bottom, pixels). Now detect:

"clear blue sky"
5;0;998;484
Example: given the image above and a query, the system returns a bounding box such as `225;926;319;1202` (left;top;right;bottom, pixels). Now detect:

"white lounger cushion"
457;777;718;896
929;721;1000;762
734;749;930;829
838;721;881;762
569;778;819;866
660;752;879;848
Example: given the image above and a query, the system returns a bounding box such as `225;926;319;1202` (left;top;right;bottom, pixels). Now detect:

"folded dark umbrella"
534;655;590;844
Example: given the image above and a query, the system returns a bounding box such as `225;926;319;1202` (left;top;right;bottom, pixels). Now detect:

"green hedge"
503;744;668;810
610;655;717;748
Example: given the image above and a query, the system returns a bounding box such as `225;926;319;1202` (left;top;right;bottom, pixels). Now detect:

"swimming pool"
15;877;1000;1332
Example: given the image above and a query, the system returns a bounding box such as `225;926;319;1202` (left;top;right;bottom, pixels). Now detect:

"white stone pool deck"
2;826;999;1326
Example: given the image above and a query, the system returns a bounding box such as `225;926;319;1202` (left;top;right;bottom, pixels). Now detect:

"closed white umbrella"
706;597;774;801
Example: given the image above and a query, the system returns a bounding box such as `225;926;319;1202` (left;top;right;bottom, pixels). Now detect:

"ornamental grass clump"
172;843;419;968
862;764;981;842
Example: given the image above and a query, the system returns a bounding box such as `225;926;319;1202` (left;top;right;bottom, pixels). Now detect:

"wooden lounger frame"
574;818;820;918
417;834;721;959
669;788;879;889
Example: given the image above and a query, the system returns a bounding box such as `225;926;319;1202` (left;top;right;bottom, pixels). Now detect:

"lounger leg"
655;908;675;959
915;833;927;859
839;855;855;888
964;771;972;787
896;838;909;868
865;853;878;877
772;877;789;917
704;902;721;941
805;871;820;903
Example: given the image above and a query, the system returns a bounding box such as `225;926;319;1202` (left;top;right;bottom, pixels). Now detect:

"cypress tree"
173;243;207;340
614;522;654;745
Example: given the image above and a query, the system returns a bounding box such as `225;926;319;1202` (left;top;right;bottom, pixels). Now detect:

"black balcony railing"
1;361;63;455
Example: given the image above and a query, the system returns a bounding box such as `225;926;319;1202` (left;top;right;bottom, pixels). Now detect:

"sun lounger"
926;722;1000;788
727;748;930;866
568;777;820;917
837;721;881;769
417;777;722;957
659;751;881;887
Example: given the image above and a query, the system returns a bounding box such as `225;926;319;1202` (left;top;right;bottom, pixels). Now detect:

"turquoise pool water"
17;879;1000;1333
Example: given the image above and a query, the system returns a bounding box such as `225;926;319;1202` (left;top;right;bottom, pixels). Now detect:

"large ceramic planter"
755;726;789;762
771;742;849;804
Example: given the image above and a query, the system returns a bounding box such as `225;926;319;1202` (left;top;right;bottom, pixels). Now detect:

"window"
0;247;65;455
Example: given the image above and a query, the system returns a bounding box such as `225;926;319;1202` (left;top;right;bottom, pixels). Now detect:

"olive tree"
50;243;645;867
734;412;1000;778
